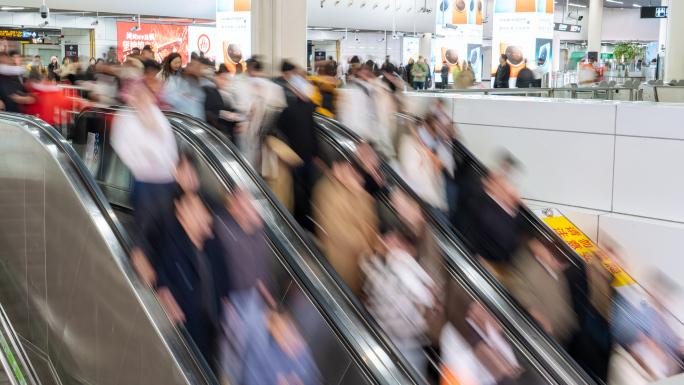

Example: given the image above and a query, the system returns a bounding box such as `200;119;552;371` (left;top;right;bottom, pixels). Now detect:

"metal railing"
415;86;643;101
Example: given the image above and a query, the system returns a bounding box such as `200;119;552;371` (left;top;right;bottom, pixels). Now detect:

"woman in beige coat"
312;158;379;297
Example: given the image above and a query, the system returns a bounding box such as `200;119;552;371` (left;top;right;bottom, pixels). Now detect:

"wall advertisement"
491;0;554;87
189;26;218;62
117;22;189;65
216;0;251;73
432;0;484;85
402;37;420;65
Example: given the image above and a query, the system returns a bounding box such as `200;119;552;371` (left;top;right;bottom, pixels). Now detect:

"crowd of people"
0;45;681;385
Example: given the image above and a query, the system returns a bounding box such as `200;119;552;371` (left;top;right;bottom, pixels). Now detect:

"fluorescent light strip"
632;3;641;6
606;0;623;3
568;3;588;7
1;6;25;10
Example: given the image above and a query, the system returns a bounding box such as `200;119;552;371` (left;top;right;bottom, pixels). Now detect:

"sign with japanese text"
216;0;251;72
117;22;189;65
542;216;636;287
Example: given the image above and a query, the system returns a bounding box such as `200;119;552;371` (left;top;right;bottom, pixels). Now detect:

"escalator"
312;113;599;385
71;107;596;385
0;109;418;385
71;106;422;385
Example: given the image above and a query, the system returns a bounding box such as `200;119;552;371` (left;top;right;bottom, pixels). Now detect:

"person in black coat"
0;51;35;112
493;54;511;89
276;60;320;231
515;60;536;89
152;187;231;364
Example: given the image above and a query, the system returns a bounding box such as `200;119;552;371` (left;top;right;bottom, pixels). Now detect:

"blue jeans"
412;81;424;90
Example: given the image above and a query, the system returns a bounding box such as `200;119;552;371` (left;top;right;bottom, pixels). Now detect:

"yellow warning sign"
542;216;636;287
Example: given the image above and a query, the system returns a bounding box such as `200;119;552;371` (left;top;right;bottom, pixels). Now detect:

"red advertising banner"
117;22;189;65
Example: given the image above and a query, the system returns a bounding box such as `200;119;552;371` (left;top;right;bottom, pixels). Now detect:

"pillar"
587;0;603;57
664;0;684;81
658;0;669;55
552;32;561;72
252;0;307;76
419;33;432;62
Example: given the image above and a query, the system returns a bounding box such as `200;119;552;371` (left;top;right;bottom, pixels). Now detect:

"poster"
402;37;420;65
216;0;251;73
432;0;484;85
189;26;218;62
490;0;554;86
117;22;189;65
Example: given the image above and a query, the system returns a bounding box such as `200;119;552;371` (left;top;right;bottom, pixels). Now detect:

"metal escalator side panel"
311;113;596;385
0;113;212;385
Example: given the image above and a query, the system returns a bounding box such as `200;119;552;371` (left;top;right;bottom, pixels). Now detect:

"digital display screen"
554;23;581;32
641;6;668;18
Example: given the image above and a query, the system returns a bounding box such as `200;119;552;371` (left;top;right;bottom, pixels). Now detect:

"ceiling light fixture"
1;6;24;10
605;0;623;3
568;3;587;7
632;3;641;6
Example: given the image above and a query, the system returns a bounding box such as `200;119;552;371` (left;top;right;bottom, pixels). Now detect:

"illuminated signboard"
641;6;667;19
554;23;581;33
0;29;37;40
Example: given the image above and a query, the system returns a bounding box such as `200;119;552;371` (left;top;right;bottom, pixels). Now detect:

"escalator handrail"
312;112;596;385
77;106;422;385
0;111;217;385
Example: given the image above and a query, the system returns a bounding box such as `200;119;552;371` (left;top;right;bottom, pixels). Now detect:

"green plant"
612;40;649;62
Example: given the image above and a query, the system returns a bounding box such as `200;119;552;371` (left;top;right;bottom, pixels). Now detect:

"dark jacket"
0;74;26;113
465;192;528;263
441;64;450;79
204;85;236;140
153;216;231;361
47;62;60;81
405;63;414;85
276;94;319;164
516;67;536;89
494;63;511;88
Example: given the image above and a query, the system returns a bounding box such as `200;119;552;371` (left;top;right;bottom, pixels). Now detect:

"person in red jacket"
23;69;69;126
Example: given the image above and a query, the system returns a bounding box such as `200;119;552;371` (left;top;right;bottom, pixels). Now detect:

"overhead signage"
189;26;218;62
117;22;189;65
640;6;667;19
554;23;581;33
65;44;78;57
0;29;37;41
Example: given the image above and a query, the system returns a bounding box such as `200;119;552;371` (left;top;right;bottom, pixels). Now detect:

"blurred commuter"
338;64;396;160
450;61;462;88
86;58;98;81
424;58;432;89
205;64;243;140
411;56;428;90
152;176;231;365
28;55;44;76
141;45;155;61
111;80;179;247
405;58;415;86
509;237;578;350
164;57;209;120
158;52;183;85
275;60;319;231
494;54;510;88
440;61;449;90
106;46;120;64
121;59;169;109
230;57;286;169
381;55;396;75
515;60;535;89
397;119;448;216
454;62;476;89
0;51;35;112
532;58;544;87
362;223;439;377
308;60;339;117
608;271;682;384
465;169;527;281
47;56;60;82
312;154;379;297
23;69;69;126
89;61;120;106
579;57;598;85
